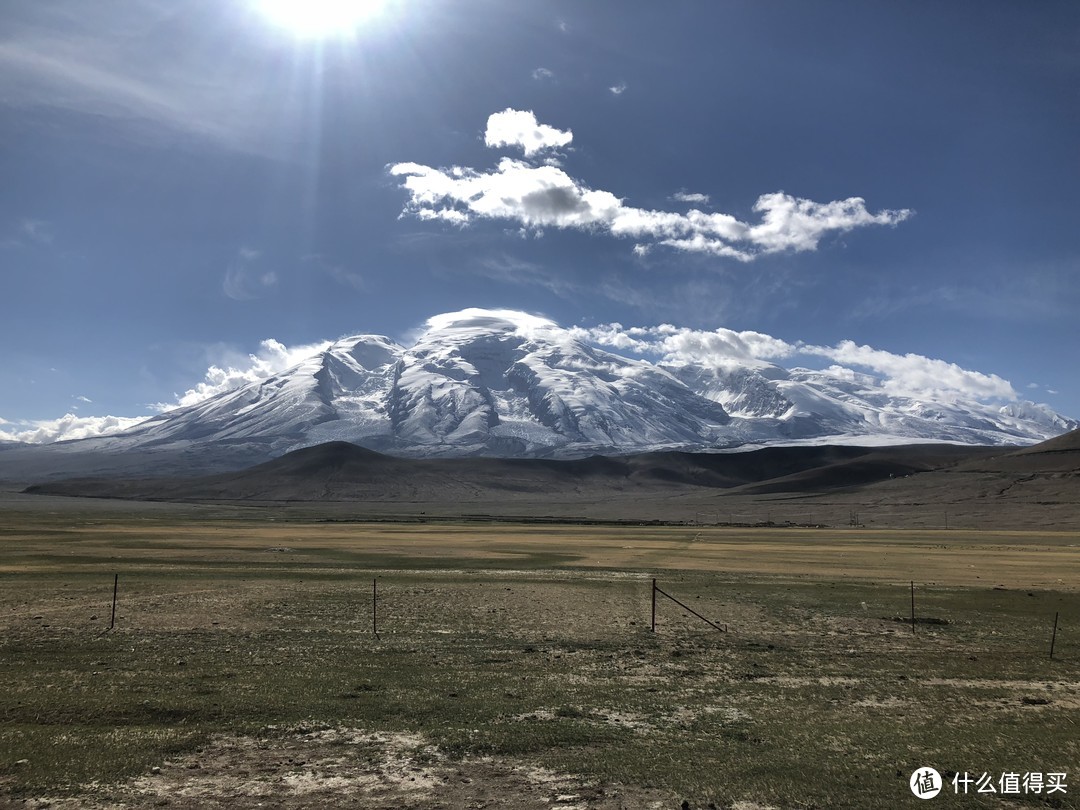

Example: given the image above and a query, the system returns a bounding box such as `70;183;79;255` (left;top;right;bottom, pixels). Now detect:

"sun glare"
256;0;387;37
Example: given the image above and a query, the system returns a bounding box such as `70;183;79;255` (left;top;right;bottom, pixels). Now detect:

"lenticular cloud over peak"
391;111;913;260
424;308;560;335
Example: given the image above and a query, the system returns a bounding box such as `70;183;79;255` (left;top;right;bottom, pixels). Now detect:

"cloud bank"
575;323;1016;402
0;413;149;444
392;109;912;260
160;338;333;411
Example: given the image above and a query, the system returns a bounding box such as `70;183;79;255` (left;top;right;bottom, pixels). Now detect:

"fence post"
1050;612;1059;660
910;581;916;634
109;574;118;630
652;581;726;633
651;578;656;633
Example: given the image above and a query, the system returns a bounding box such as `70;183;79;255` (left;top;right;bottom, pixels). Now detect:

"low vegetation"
1;508;1077;808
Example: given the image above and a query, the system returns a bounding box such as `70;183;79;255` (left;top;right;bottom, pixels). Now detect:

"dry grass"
3;515;1079;587
1;504;1078;809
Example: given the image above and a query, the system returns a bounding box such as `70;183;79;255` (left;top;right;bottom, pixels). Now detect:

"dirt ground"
12;726;675;810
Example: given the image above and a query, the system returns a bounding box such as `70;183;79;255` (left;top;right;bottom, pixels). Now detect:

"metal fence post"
651;578;656;633
109;574;118;630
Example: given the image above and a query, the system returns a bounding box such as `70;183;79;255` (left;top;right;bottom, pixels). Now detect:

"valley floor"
1;504;1078;808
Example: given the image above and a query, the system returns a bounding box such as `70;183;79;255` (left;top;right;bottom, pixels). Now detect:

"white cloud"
391;113;912;260
531;67;555;81
75;395;92;403
425;308;558;336
392;158;621;231
577;323;795;367
747;193;908;253
576;322;1016;402
0;413;149;444
609;82;627;95
483;108;573;157
160;338;332;411
672;191;710;204
657;234;754;261
807;340;1016;401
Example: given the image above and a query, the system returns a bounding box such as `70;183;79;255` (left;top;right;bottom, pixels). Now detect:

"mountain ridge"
17;426;1079;535
2;310;1075;481
23;439;999;503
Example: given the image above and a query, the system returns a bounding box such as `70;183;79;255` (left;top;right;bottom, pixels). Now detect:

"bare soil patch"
15;725;672;809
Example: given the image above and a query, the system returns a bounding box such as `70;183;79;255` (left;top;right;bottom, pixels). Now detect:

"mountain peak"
34;309;1077;464
327;333;404;369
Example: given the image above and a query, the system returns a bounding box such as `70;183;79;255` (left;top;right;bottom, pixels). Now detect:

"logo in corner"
910;767;942;799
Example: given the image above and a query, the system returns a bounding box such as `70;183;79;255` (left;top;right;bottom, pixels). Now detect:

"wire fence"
7;570;1071;663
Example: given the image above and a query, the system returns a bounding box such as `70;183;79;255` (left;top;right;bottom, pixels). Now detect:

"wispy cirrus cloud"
2;217;55;249
464;254;582;299
0;35;251;149
391;109;912;261
19;218;54;244
0;2;305;155
849;262;1080;323
223;247;277;300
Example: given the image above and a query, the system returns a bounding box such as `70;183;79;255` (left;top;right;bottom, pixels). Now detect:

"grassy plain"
1;502;1078;808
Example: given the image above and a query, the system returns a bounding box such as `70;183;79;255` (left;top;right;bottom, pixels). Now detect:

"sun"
256;0;388;37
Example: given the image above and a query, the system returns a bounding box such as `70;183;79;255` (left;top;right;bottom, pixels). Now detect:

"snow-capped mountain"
33;310;1079;464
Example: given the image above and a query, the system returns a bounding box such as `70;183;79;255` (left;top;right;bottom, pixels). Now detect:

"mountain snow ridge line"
30;308;1073;462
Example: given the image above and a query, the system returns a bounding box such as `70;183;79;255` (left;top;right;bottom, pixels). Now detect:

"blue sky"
2;0;1079;441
